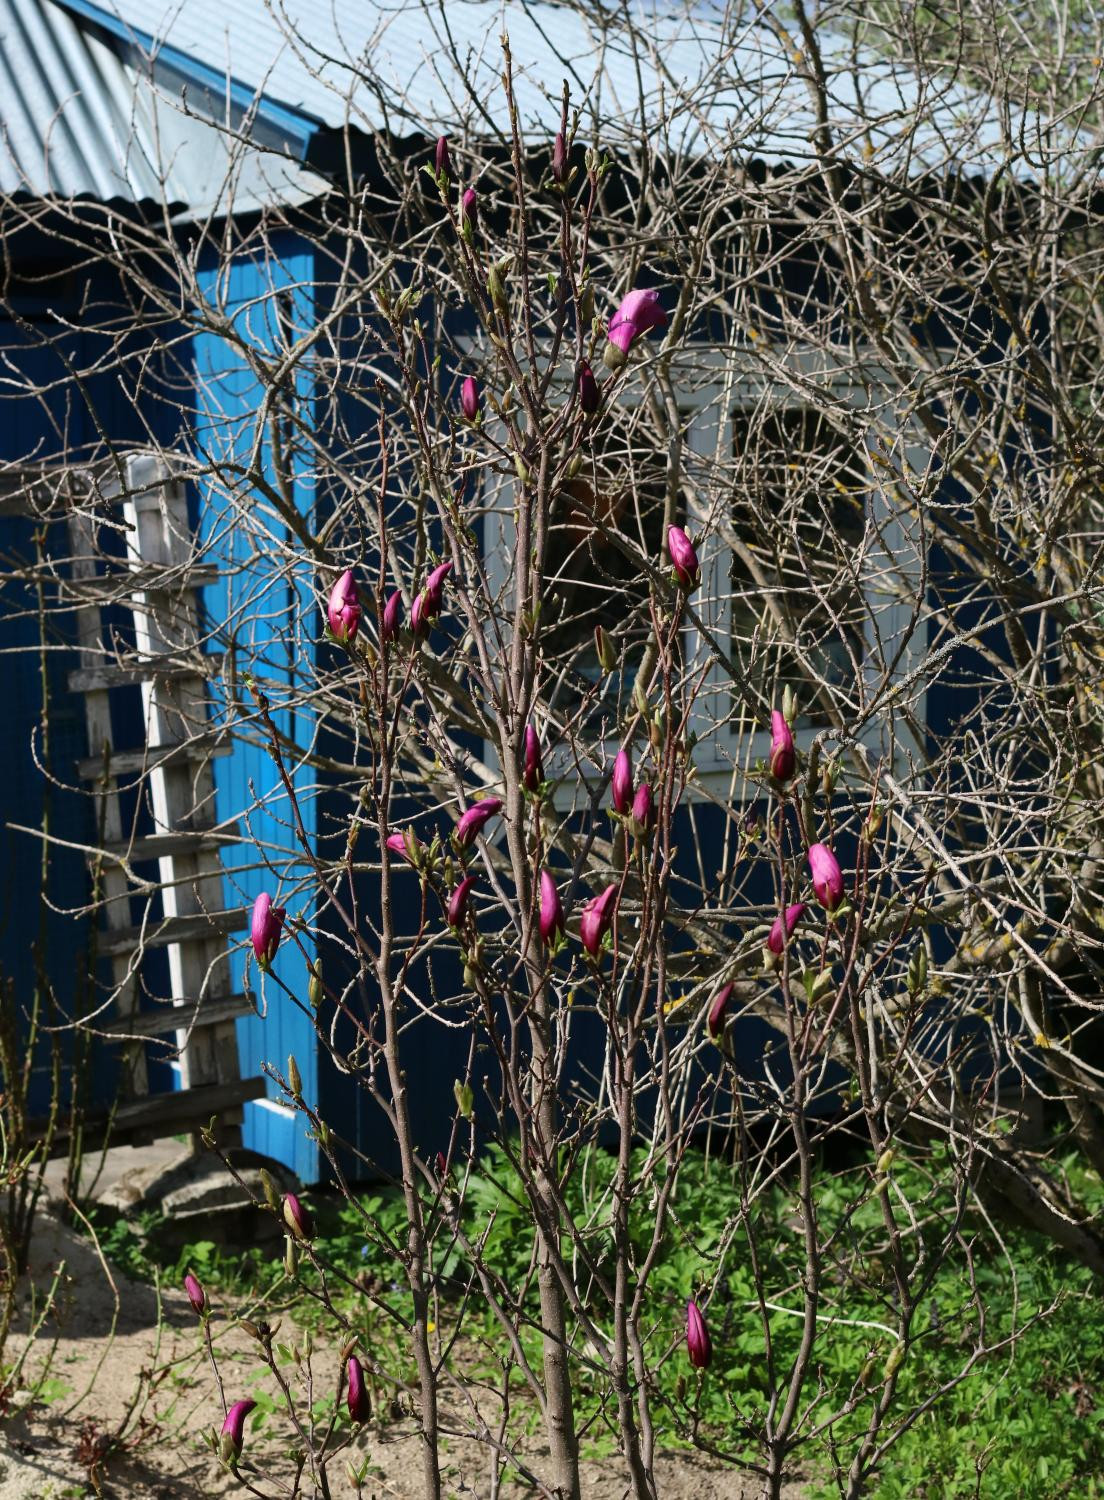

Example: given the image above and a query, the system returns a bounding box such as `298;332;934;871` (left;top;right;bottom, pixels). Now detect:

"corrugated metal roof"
0;0;327;209
48;0;1060;177
0;0;170;199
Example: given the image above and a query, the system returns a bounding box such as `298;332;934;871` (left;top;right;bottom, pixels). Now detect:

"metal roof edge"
51;0;323;159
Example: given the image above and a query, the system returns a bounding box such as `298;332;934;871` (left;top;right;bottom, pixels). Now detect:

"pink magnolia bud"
630;781;655;839
580;883;618;956
410;589;430;638
220;1398;256;1462
435;135;451;178
538;868;565;945
346;1355;370;1424
460;375;480;422
667;525;700;589
447;875;477;927
385;830;418;864
769;709;795;782
808;844;844;911
611;748;633;815
426;561;453;606
767;902;807;955
552;131;568;183
412;560;454;637
381;590;402;642
523;724;544;793
434;1150;448;1178
577;360;600;415
282;1191;314;1242
455;797;503;847
686;1300;712;1369
605;288;666;363
327;568;362;643
707;982;734;1038
424;560;454;612
461;186;478;231
250;892;285;969
184;1270;206;1316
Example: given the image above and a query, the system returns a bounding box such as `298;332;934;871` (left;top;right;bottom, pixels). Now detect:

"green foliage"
82;1145;1104;1495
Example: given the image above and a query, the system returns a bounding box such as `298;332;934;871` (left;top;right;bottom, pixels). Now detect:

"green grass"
85;1145;1104;1497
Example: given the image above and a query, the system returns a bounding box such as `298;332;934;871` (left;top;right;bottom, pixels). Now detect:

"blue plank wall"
0;264;149;1119
193;231;319;1182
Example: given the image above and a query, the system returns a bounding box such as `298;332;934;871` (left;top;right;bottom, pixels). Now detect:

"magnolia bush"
8;0;1104;1496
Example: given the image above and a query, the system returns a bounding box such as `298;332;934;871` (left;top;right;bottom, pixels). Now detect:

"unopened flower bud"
219;1399;256;1465
523;723;544;794
455;797;502;847
259;1168;281;1211
460;375;480;422
552;131;568;183
576;360;600;416
184;1271;206;1317
611;747;633;815
381;589;403;642
707;983;734;1039
250;892;285;970
538;868;566;946
907;943;928;995
767;903;807;956
346;1355;371;1424
282;1192;314;1242
595;625;617;673
666;525;700;589
447;875;477;927
486;264;509;316
808;843;844;911
327;569;362;644
580;884;618;956
769;709;795;782
629;781;655;840
607;288;666;358
460;186;477;233
686;1300;712;1369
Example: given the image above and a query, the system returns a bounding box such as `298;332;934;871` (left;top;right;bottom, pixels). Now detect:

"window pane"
540;404;670;709
728;407;867;721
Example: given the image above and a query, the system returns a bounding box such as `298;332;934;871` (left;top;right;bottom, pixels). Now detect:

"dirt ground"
0;1215;808;1500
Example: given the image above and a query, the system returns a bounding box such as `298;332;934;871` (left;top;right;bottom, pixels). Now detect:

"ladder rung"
98;907;248;958
96;822;242;864
102;993;256;1038
28;1076;268;1154
75;736;231;781
68;652;222;693
63;563;221;597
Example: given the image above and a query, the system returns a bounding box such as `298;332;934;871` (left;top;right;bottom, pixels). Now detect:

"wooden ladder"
28;453;263;1151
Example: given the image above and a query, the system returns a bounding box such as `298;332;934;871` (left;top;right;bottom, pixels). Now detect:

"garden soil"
0;1215;808;1499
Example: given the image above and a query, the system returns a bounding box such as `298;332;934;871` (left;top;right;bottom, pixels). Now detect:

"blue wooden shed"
0;0;1039;1184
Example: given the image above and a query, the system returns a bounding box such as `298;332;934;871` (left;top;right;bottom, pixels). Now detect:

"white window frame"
481;344;928;805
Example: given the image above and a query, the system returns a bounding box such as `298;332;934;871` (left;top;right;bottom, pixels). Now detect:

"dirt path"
0;1216;808;1499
